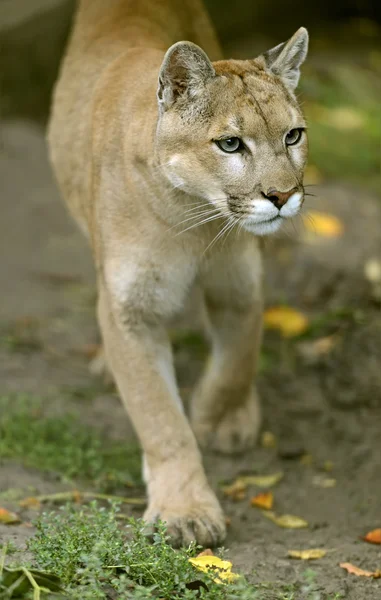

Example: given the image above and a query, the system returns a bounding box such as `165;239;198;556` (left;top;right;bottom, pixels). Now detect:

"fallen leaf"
312;475;336;488
19;497;41;509
264;306;309;338
222;479;247;501
340;562;381;578
288;549;327;560
238;472;284;488
297;335;338;363
251;492;274;510
261;431;277;449
196;549;214;557
363;528;381;545
189;555;240;584
263;511;308;529
303;211;344;238
364;259;381;284
0;507;21;524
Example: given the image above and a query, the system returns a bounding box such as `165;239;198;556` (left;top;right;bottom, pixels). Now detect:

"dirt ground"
1;109;381;599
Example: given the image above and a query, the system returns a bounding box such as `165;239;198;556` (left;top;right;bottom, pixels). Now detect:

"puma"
48;0;309;546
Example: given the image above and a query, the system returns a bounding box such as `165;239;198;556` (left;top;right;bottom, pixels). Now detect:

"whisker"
174;213;225;236
168;208;222;232
202;217;234;256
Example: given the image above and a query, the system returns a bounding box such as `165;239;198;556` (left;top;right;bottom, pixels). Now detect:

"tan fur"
48;0;308;546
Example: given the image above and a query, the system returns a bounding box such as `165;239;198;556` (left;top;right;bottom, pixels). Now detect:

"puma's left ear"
261;27;309;91
158;41;215;111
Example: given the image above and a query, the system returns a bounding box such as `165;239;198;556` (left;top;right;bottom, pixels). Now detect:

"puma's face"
156;30;309;235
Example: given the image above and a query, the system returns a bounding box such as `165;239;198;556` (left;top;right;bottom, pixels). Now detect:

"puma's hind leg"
191;242;263;454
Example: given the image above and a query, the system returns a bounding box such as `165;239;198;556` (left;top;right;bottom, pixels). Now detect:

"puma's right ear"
261;27;309;91
158;41;215;111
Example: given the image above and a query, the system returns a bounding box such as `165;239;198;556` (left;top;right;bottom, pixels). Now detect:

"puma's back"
48;0;221;233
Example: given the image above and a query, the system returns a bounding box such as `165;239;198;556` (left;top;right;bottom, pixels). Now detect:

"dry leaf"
297;335;338;364
288;549;327;560
303;211;344;238
238;472;284;488
0;507;21;524
196;549;214;557
19;497;42;509
189;555;240;584
264;306;308;338
251;492;274;510
222;479;247;501
263;511;308;529
340;562;381;578
261;431;277;449
362;528;381;545
312;475;336;488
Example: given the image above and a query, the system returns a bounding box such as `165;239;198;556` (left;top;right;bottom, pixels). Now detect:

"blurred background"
0;2;380;595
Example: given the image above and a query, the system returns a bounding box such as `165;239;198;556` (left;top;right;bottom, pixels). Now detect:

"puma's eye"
285;128;303;146
216;137;242;153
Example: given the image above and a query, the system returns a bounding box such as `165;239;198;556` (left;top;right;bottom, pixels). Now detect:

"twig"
21;491;146;506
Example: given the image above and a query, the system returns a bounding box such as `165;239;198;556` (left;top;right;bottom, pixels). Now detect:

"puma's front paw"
191;387;261;454
144;465;226;547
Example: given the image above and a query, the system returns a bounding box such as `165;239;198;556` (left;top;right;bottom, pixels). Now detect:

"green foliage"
0;395;141;490
27;503;259;599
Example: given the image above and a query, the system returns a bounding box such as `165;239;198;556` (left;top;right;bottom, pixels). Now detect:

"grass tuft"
0;395;141;491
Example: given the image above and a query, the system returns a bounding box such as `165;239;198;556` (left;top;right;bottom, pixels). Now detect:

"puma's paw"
192;388;261;455
144;476;226;547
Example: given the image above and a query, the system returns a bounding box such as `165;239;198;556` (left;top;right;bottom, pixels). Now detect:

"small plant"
25;502;259;599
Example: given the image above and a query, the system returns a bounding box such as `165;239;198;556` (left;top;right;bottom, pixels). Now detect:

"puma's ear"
158;41;215;111
261;27;309;91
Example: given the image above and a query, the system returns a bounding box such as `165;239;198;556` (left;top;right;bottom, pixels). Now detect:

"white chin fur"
242;217;284;236
242;192;303;236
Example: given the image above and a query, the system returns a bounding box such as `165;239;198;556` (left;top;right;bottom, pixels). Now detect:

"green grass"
0;395;141;491
0;504;344;599
25;503;259;599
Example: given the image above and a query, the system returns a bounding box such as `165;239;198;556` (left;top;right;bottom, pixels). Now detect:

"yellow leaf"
303;211;344;238
221;479;247;501
264;307;309;338
189;555;240;584
263;511;308;529
238;472;284;488
19;497;42;509
251;492;274;510
288;549;327;560
0;507;21;524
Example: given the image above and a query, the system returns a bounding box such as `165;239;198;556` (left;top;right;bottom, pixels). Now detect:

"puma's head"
156;28;309;235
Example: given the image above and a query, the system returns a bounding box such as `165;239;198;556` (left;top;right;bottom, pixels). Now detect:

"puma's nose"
263;187;298;210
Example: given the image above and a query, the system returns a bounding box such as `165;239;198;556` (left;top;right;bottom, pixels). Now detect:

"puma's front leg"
191;243;263;454
98;283;225;547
